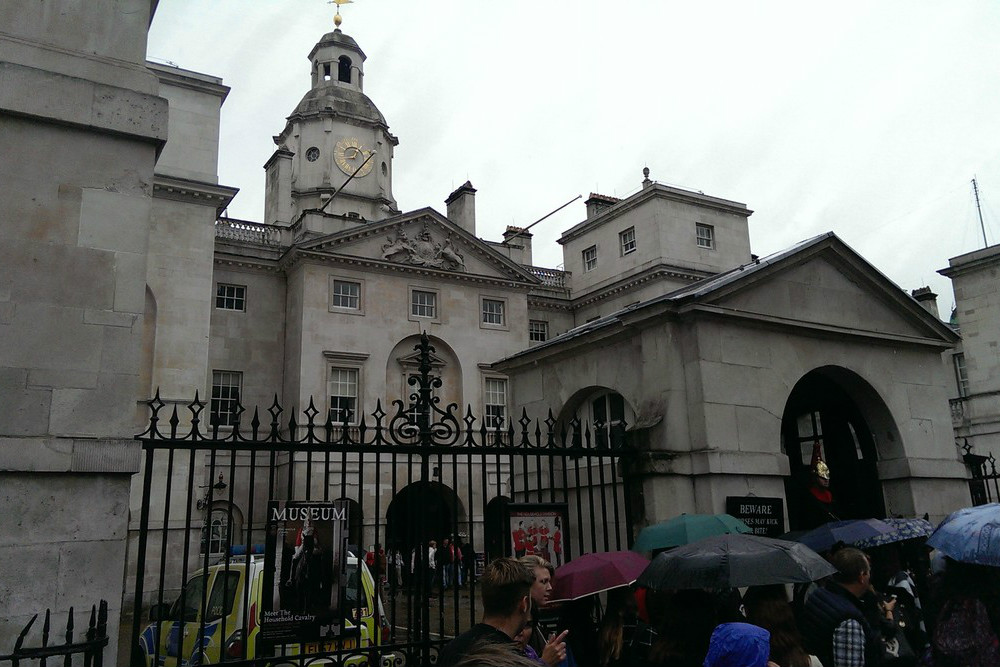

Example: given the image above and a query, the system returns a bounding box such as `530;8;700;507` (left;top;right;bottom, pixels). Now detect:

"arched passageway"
782;367;894;530
385;481;466;555
484;495;511;561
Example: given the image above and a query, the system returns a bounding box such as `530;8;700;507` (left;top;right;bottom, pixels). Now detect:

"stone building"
941;244;1000;487
0;3;976;658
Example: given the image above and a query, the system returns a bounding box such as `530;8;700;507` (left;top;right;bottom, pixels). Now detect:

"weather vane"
329;0;353;28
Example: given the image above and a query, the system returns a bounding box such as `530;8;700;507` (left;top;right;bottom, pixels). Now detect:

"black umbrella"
636;533;837;590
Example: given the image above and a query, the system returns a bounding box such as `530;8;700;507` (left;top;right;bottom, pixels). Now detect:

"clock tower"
264;22;398;233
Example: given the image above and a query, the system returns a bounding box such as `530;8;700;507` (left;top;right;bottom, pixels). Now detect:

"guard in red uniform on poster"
512;521;527;558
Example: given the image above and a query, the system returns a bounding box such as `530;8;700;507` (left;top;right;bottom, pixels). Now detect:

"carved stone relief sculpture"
380;222;465;271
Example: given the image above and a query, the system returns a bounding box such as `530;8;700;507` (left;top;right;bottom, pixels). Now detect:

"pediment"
296;209;538;284
694;237;957;344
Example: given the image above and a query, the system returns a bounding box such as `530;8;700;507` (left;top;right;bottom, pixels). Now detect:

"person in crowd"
743;585;820;667
519;554;571;666
460;535;476;587
450;536;464;588
702;622;777;667
427;539;438;591
800;547;884;667
598;587;657;667
558;596;599;667
648;589;719;667
924;559;1000;667
438;557;565;667
392;547;403;593
450;638;546;667
515;610;542;663
441;537;454;589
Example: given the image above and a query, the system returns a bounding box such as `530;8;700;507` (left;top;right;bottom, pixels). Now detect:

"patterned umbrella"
927;503;1000;567
632;514;752;552
854;518;934;549
794;519;893;553
549;551;650;602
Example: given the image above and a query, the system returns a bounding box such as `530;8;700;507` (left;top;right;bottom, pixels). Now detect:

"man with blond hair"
439;558;539;666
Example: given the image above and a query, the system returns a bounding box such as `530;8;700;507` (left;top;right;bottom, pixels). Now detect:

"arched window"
338;56;352;83
202;509;230;555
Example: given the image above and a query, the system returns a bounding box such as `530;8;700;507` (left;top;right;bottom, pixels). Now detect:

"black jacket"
801;584;883;667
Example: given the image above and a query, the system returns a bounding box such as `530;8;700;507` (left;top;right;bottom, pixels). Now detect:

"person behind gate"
438;557;567;667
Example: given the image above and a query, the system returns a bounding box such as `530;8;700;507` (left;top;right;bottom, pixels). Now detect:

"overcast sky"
148;1;1000;316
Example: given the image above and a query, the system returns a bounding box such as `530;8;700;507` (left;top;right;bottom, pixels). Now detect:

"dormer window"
338;56;352;83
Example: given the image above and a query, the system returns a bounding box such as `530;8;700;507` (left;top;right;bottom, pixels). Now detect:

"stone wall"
0;0;166;656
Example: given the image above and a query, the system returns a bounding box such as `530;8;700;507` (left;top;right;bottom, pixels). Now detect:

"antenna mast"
973;176;988;248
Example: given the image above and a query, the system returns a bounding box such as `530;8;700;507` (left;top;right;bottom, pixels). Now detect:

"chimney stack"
911;286;940;319
502;226;533;266
446;181;477;235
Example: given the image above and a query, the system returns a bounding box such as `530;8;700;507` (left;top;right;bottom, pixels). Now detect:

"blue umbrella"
927;503;1000;567
854;517;934;549
794;519;893;553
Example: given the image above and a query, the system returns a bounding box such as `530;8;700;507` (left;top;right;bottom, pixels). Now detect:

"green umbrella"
633;513;752;552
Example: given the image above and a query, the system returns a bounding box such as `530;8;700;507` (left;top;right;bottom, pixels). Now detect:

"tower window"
323;63;331;81
338;56;352;83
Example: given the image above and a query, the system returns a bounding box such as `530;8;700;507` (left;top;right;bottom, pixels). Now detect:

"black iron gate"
130;333;635;666
962;440;1000;505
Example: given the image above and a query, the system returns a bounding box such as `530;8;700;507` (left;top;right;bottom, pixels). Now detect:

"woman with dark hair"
598;587;657;667
647;589;718;667
743;585;819;667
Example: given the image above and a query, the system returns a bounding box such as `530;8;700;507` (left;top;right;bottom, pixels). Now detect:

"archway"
782;367;894;530
335;497;364;550
484;495;511;561
385;481;465;557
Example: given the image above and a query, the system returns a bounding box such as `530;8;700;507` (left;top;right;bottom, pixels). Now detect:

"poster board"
261;500;350;644
506;503;570;567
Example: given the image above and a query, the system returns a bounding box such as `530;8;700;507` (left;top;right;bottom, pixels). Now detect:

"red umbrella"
550;551;650;602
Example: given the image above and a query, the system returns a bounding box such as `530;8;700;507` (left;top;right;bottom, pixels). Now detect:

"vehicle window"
345;564;360;606
170;575;206;623
206;571;241;622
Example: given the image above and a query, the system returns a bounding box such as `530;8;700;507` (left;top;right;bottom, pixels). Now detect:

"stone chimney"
911;286;940;319
585;192;621;218
445;181;476;235
502;226;533;266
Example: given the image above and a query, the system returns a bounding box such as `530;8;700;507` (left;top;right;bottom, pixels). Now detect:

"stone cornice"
527;297;574;312
281;247;536;290
147;62;229;101
570;265;708;309
213;253;283;274
153;174;238;214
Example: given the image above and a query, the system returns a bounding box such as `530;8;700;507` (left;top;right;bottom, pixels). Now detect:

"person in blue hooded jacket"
703;622;777;667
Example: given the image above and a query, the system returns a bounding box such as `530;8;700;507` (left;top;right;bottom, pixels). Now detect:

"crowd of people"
438;542;1000;667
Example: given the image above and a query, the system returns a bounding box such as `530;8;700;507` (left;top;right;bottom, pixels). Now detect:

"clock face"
334;137;374;177
305;146;320;162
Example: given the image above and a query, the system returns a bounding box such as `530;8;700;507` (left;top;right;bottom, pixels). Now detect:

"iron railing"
0;601;108;667
129;332;635;666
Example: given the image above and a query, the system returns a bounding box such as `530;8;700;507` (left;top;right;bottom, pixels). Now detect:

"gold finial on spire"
330;0;353;28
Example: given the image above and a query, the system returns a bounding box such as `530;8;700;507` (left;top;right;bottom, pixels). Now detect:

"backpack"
930;597;1000;667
